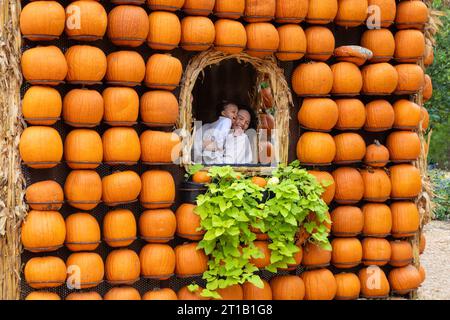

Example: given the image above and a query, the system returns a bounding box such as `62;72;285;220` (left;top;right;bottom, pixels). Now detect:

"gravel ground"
418;220;450;300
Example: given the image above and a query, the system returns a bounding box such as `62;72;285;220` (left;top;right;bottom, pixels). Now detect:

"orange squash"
105;249;140;285
26;291;61;300
335;99;366;131
394;29;425;63
308;170;336;205
292;62;333;96
245;23;280;58
419;233;426;254
180;16;215;51
108;5;149;47
21;210;66;252
19;126;63;169
331;206;364;237
106;51;146;87
177;286;210;300
176;203;204;240
393;99;421;130
242;280;272;300
395;64;425;94
140;244;176;280
306;0;338;24
419;265;426;284
244;0;276;22
214;0;245;19
143;288;178;300
64;129;103;169
24;256;66;289
298;98;338;132
102;171;142;206
334;273;360;300
360;29;395;63
140;91;179;127
147;0;185;11
275;0;309;23
140;130;181;164
362;238;391;266
104;287;141;300
65;213;101;252
364;100;395;132
102;127;141;165
64;170;102;211
364;141;390;167
395;0;429;30
270;276;305;300
387;131;421;162
331;62;363;96
297;132;336;165
65;292;103;300
147;11;181;50
334;45;373;66
331;237;363;269
20;1;65;41
66;252;104;289
361;63;398;95
390;164;422;199
301;241;331;268
305;26;335;61
361;169;392;202
388;265;422;295
183;0;215;16
359;266;390;298
103;209;137;247
420;107;430;132
333;133;366;164
65;1;107;41
102;87;139;126
367;0;396;27
251;176;267;188
390;240;413;267
332;167;364;204
214;19;247;54
22;86;62;125
63;89;104;127
423;74;433;102
335;0;368;27
362;203;392;237
145;54;183;91
216;284;244;300
250;241;272;269
139;209;177;243
65;45;107;85
276;24;306;61
174;242;208;277
424;44;434;67
301;268;337;300
140;170;175;209
390;201;420;238
25;180;64;211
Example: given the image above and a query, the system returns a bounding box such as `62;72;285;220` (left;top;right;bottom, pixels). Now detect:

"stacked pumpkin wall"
17;0;430;300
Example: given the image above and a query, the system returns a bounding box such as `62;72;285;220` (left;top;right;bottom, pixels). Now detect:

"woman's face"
235;110;251;131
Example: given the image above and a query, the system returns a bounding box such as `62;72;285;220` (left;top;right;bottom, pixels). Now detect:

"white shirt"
193;117;232;164
223;131;253;164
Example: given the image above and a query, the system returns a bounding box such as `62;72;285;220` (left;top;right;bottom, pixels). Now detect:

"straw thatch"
0;0;26;300
177;49;294;172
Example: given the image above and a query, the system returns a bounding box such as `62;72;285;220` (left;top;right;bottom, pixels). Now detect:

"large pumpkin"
308;170;336;205
275;0;309;23
244;0;276;22
140;244;176;280
360;169;392;202
331;206;364;237
301;242;331;268
214;19;247;54
26;292;61;300
390;240;413;267
332;167;364;204
21;210;66;252
360;29;395;63
20;1;65;41
64;129;103;169
106;51;146;87
147;11;181;51
65;45;107;84
22;86;62;125
66;252;104;289
104;287;141;300
364;141;390;167
361;63;398;95
367;0;396;27
331;62;363;96
395;0;429;30
390;164;422;199
276;24;306;61
306;0;338;24
183;0;215;16
335;0;368;27
297;132;336;165
65;213;101;252
107;5;149;47
364;100;395;132
270;276;305;300
103;127;141;165
102;87;139;125
245;23;280;58
394;30;425;63
386;131;421;162
359;266;390;298
140;130;181;164
103;209;137;247
180;16;215;51
140;170;176;209
174;242;208;277
249;241;272;269
102;171;142;206
21;46;68;86
25;180;64;211
362;238;391;266
395;64;425;94
362;203;392;237
19;126;63;169
143;288;178;300
304;26;335;61
331;238;363;269
298;98;338;132
24;256;66;289
214;0;245;19
145;54;183;91
177;286;210;300
65;292;102;300
63;89;104;127
423;74;433;102
390;201;420;238
105;249;141;285
65;1;107;41
420;107;430;132
140;91;179;127
333;133;366;164
242;280;272;300
176;203;204;240
216;284;244;300
388;265;422;295
139;209;177;243
147;0;185;11
64;170;102;211
301;268;337;300
292;62;333;96
335;99;366;131
334;273;360;300
393;99;421;130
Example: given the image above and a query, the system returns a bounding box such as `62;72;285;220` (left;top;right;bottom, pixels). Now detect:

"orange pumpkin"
147;11;181;50
143;288;178;300
419;265;426;284
214;19;247;54
387;131;421;162
139;209;177;243
105;249;140;285
242;280;272;300
292;62;333;96
174;242;208;277
25;180;64;211
395;64;425;94
393;99;421;130
22;86;62;125
214;0;245;19
390;164;422;199
331;238;363;269
364;141;390;167
251;176;267;188
362;238;391;266
331;62;363;96
394;30;425;63
64;170;102;211
308;170;336;205
390;201;420;238
102;171;142;206
21;210;66;252
270;276;305;300
106;51;146;87
331;206;364;237
301;268;337;300
334;45;373;66
65;213;101;251
335;99;366;131
388;265;422;294
140;91;179;127
333;133;366;164
64;129;103;169
177;286;210;300
65;1;107;41
298;98;338;132
276;24;307;61
423;74;433;102
140;170;176;209
216;284;244;300
140;130;181;164
66;252;104;289
176;203;204;240
367;0;396;27
334;273;360;300
103;209;137;247
107;5;149;47
147;0;185;11
361;169;392;202
102;128;141;165
145;54;183;91
250;241;272;269
102;87;139;125
26;291;61;300
362;203;392;237
21;46;68;86
364;100;395;132
19;126;63;169
395;0;429;30
183;0;215;16
275;0;309;23
244;0;276;22
104;287;141;300
335;0;368;27
20;1;65;41
361;63;399;95
301;241;331;268
140;244;176;280
305;26;335;61
65;45;107;85
419;233;426;254
359;266;390;298
424;44;434;67
24;256;66;289
297;132;336;165
63;89;104;127
390;240;413;267
332;167;364;204
180;16;215;51
360;29;395;63
65;292;103;300
306;0;338;24
420;107;430;132
245;23;280;58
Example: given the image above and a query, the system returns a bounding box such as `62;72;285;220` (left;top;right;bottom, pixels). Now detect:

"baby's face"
222;104;239;124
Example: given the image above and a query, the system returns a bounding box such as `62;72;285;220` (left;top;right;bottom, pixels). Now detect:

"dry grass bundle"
177;49;294;172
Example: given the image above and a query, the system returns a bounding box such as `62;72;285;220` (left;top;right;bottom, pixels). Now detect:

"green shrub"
429;169;450;220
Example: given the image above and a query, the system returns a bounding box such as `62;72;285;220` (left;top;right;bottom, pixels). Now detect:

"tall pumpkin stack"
17;0;432;300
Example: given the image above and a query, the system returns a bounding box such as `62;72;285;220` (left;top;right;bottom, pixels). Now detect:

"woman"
223;109;254;164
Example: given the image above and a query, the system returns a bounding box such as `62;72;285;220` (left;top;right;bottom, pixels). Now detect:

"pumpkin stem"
374;139;381;146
